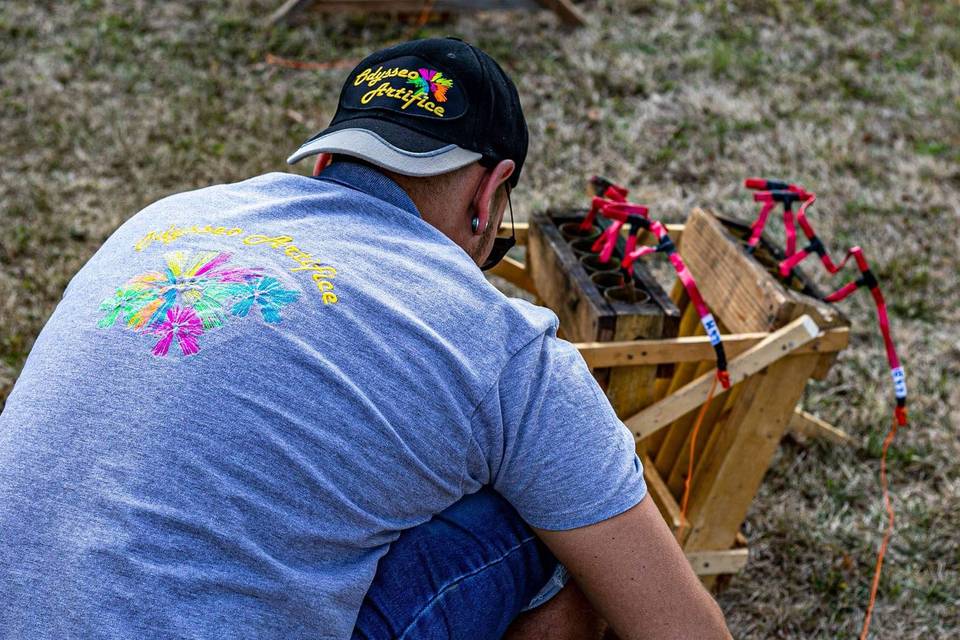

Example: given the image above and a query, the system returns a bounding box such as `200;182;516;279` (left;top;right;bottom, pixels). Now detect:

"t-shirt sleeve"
467;329;647;531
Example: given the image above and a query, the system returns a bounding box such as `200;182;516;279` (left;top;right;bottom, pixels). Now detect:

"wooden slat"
270;0;585;26
622;223;685;248
535;0;587;25
680;208;847;333
642;290;697;458
657;360;712;483
789;409;853;445
604;289;663;420
292;0;428;12
287;0;542;13
665;223;684;243
655;358;711;477
666;382;742;496
683;353;822;552
527;214;609;341
527;214;674;436
660;313;735;488
685;548;749;576
527;213;673;343
268;0;314;24
575;326;848;368
666;223;684;250
623;315;820;442
488;256;537;295
657;278;691;388
607;363;659;420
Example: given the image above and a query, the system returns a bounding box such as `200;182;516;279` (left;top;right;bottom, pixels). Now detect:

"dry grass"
2;1;958;637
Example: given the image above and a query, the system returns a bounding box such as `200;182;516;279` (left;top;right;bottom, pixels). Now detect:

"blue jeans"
352;488;569;639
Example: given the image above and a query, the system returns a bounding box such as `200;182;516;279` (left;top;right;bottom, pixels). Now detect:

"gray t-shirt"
0;161;647;639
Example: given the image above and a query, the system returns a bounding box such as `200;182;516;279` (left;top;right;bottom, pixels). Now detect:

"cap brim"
286;125;482;177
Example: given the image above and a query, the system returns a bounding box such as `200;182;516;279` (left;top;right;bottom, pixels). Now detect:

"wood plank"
617;223;684;248
527;212;675;342
661;315;736;492
605;291;663;420
655;358;711;477
608;221;680;328
680;208;847;333
277;0;597;23
535;0;587;25
681;206;789;332
685;548;749;576
665;301;738;538
295;0;542;12
651;304;704;396
528;213;675;427
623;315;820;441
298;1;426;12
642;292;698;459
667;223;684;250
810;351;840;380
574;327;848;368
789;409;853;445
527;213;609;341
643;455;689;542
666;379;742;496
607;363;659;421
683;353;822;552
656;277;691;388
268;0;315;24
488;255;537;296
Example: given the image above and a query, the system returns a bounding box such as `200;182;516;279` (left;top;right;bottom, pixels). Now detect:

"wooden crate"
527;211;680;419
491;207;851;582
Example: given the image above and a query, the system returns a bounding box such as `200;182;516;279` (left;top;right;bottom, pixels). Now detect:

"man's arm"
533;495;731;640
470;325;730;637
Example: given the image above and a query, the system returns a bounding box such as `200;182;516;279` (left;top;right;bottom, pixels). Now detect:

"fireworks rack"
490;204;851;586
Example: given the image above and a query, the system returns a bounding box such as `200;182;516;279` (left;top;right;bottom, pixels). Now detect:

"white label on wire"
702;314;722;346
891;366;907;399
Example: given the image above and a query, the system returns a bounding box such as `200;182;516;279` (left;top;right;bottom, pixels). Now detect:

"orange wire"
859;412;900;639
414;0;436;26
680;373;720;518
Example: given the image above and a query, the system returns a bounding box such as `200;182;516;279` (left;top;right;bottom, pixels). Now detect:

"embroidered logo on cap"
408;68;453;102
341;55;467;120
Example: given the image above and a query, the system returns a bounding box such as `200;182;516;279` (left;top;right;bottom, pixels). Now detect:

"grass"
2;0;959;637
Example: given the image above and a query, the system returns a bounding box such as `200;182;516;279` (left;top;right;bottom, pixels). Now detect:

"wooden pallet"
268;0;587;26
491;208;851;582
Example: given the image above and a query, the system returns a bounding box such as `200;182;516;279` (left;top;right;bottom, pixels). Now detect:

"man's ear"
312;153;333;176
471;159;515;235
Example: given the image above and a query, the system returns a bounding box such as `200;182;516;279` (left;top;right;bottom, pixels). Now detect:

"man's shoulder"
148;172;319;205
502;298;558;341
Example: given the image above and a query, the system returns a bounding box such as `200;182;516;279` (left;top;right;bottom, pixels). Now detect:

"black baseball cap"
287;37;528;187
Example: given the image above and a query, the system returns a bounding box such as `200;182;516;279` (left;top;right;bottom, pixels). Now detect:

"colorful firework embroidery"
407;68;453;103
97;251;300;357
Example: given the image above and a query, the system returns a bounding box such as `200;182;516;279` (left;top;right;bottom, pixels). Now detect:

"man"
0;38;730;639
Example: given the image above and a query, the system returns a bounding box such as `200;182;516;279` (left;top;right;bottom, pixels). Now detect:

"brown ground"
2;1;958;637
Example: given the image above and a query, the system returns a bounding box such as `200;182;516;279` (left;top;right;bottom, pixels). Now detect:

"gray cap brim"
286;128;482;177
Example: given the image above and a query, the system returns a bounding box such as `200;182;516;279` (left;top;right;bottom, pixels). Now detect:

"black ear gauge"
471;216;480;233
